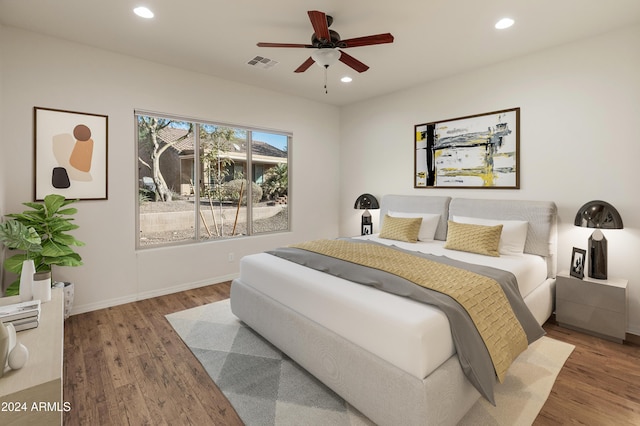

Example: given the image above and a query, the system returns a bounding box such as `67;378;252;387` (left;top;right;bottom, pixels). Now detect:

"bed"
230;195;558;425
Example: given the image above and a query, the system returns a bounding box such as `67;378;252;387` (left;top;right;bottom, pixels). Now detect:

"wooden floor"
63;281;640;425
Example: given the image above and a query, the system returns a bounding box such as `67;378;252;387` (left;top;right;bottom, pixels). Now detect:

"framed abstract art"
34;107;108;201
414;108;519;189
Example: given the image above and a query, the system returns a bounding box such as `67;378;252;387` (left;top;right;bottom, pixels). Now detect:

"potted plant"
1;194;84;301
0;220;43;300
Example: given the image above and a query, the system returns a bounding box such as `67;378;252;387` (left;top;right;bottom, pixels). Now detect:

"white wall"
340;25;640;334
0;27;341;313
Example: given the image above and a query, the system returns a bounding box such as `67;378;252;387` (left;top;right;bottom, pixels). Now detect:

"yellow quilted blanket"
292;239;528;382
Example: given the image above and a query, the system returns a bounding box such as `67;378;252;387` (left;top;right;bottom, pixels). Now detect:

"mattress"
237;237;548;380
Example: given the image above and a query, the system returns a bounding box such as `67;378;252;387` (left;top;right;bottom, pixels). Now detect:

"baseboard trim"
69;274;238;316
136;273;238;301
626;333;640;346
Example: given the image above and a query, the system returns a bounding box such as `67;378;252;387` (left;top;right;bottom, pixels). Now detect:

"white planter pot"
32;271;52;303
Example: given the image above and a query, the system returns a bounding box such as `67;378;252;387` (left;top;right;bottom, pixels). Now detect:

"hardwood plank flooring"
63;282;243;426
63;282;640;425
535;323;640;425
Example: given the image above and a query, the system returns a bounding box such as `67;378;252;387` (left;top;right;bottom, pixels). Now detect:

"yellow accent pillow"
444;220;503;257
379;214;423;243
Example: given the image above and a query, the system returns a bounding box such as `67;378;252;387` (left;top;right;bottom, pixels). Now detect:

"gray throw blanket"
268;239;545;405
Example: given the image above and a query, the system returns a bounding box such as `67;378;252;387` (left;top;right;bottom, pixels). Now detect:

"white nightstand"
556;271;628;343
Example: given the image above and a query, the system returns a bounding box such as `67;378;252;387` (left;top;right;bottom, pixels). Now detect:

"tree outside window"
136;112;289;247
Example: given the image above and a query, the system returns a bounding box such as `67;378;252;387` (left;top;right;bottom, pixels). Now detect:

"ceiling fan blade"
340;33;394;48
339;51;369;73
308;10;331;42
257;42;313;48
294;57;315;73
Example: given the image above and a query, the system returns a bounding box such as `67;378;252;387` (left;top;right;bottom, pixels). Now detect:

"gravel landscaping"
139;200;288;245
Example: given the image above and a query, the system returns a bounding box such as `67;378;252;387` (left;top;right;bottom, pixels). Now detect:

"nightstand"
556;271;627;343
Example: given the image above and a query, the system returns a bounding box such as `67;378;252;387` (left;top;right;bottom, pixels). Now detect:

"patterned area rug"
166;299;574;426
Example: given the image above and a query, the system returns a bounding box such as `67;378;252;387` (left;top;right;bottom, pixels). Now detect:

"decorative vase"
19;260;35;302
1;323;28;371
32;271;52;303
8;342;29;370
0;322;9;378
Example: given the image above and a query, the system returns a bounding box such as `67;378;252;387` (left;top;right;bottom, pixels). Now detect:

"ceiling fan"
257;10;394;74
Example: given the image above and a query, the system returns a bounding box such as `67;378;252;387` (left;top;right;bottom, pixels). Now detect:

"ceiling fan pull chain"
324;65;328;94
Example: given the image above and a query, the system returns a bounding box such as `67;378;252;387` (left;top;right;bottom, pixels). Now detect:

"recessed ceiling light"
341;76;353;83
495;18;514;29
134;6;154;19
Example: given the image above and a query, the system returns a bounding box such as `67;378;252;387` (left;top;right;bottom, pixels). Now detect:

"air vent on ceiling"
247;56;279;70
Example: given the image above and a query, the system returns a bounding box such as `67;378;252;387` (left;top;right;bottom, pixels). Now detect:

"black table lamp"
574;200;623;280
354;194;379;235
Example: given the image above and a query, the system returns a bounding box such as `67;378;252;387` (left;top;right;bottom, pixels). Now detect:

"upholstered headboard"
379;195;558;277
449;198;557;257
379;195;451;241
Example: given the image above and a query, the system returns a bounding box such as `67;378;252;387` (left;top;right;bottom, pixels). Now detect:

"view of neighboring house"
138;125;288;198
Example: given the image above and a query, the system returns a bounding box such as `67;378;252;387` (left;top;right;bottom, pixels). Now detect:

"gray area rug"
167;299;574;426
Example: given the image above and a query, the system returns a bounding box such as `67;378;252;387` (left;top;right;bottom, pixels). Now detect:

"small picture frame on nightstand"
570;247;586;279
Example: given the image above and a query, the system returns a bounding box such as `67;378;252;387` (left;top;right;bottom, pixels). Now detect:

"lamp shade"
354;194;379;210
311;49;340;68
574;200;623;280
354;194;379;236
574;200;623;229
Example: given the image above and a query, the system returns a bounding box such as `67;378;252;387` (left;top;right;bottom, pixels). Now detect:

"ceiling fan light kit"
311;49;340;68
257;10;394;93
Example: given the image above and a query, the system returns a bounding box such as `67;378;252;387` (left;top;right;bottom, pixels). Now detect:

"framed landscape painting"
34;107;108;200
414;108;520;189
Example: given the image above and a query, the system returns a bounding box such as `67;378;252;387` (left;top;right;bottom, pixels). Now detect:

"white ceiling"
1;0;640;106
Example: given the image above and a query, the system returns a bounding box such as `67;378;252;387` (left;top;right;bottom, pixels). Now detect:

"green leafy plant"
1;194;84;295
262;163;288;199
0;220;43;258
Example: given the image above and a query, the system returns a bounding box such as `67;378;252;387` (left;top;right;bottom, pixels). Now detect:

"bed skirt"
230;279;481;426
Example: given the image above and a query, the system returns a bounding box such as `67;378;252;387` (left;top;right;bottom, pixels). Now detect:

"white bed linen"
238;238;547;380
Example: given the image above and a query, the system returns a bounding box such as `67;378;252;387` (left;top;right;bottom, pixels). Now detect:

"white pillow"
388;211;440;241
452;216;528;256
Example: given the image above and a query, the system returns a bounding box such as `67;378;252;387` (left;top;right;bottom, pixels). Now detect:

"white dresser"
0;287;64;425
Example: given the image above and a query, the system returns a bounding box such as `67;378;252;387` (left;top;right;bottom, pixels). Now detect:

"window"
136;112;290;248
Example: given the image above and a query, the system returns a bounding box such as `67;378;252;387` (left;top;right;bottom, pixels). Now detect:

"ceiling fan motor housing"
311;29;342;48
